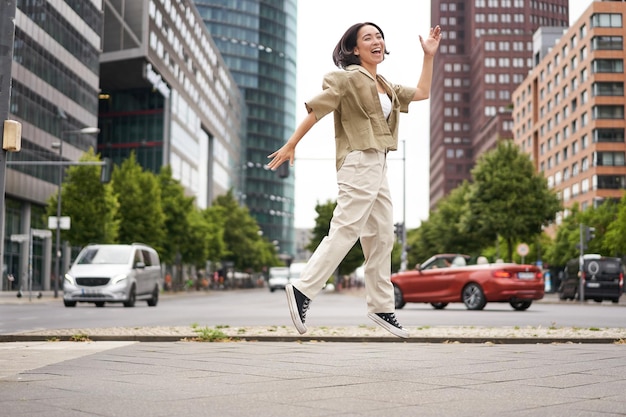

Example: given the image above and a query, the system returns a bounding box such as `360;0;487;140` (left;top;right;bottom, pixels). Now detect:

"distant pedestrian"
267;23;441;338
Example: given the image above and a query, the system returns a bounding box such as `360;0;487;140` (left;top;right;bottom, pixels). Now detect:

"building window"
591;13;623;28
593;128;625;143
593;105;625;120
596;175;626;190
592;59;624;73
595;151;626;167
591;36;623;50
592;82;624;96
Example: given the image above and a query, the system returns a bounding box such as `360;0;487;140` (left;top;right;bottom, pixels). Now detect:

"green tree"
307;200;364;277
46;148;118;247
111;152;165;251
544;205;581;267
157;166;195;265
466;140;561;261
200;205;228;263
213;190;277;271
600;197;626;257
408;182;487;265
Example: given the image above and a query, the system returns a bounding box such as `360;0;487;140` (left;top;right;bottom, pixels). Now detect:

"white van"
268;262;308;292
288;262;307;281
268;266;290;292
63;243;162;308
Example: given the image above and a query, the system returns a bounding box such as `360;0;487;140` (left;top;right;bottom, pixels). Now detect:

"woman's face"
353;24;385;67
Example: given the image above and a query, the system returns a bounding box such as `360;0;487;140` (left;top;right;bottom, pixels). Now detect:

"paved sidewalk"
1;340;625;417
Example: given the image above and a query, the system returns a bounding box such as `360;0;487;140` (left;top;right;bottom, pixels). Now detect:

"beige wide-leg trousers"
292;149;395;313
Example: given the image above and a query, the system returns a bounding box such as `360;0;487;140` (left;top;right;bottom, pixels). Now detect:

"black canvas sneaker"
368;312;409;338
285;283;310;334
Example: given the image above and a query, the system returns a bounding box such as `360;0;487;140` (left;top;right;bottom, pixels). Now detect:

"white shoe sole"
368;313;409;339
286;284;307;334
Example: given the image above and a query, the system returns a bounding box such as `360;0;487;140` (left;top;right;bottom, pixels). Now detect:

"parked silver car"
63;243;162;308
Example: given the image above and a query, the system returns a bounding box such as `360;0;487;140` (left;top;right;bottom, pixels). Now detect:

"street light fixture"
51;126;100;298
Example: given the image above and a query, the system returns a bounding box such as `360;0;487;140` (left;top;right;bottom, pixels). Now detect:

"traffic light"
277;162;289;179
394;222;404;242
100;157;112;183
585;226;596;242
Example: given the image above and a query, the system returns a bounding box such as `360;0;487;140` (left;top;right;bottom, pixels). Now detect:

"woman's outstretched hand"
266;143;295;171
419;25;442;57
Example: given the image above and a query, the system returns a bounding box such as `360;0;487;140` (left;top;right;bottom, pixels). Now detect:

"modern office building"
3;0;103;291
99;0;243;209
429;0;569;210
193;0;298;256
513;1;626;222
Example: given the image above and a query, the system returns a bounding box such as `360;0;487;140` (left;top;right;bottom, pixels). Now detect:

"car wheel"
462;283;486;310
431;302;448;310
510;300;532;311
593;298;603;303
123;286;136;307
393;285;406;309
64;300;76;307
147;285;159;307
611;298;619;304
269;287;275;292
95;302;105;308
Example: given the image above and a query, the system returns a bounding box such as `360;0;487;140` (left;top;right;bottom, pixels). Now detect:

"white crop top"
379;92;392;119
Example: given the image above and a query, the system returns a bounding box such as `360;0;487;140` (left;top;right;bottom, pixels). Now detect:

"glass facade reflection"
99;0;242;209
194;0;297;256
3;0;103;291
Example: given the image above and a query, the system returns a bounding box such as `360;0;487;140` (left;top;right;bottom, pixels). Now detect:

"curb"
1;333;624;344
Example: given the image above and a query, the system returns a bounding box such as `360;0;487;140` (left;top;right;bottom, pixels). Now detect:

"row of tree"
53;140;626;283
310;139;626;275
46;150;280;280
405;140;626;271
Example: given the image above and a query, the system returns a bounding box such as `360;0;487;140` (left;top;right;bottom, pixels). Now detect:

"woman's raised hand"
419;25;442;57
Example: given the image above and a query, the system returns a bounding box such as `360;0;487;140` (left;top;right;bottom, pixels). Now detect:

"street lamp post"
400;140;408;272
52;139;62;298
51;126;100;298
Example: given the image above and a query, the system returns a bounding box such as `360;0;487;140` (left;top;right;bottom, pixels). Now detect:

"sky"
292;0;595;230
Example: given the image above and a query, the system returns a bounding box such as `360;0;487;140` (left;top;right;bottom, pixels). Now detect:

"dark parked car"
391;254;544;311
558;255;624;303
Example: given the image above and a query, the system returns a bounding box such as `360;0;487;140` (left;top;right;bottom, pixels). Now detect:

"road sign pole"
0;1;18;291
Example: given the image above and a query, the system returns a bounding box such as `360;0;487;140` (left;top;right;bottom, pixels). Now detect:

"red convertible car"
391;254;544;311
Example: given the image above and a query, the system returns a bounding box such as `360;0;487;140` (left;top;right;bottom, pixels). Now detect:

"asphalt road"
0;288;624;334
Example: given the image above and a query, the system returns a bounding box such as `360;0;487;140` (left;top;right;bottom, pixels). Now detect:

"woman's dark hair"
332;22;389;69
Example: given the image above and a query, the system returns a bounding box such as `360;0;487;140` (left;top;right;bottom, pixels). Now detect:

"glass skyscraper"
194;0;297;257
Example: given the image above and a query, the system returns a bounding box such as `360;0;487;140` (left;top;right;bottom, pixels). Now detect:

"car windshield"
76;246;133;265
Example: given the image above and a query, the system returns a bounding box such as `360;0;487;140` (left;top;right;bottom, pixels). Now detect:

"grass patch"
191;326;230;342
69;333;91;342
